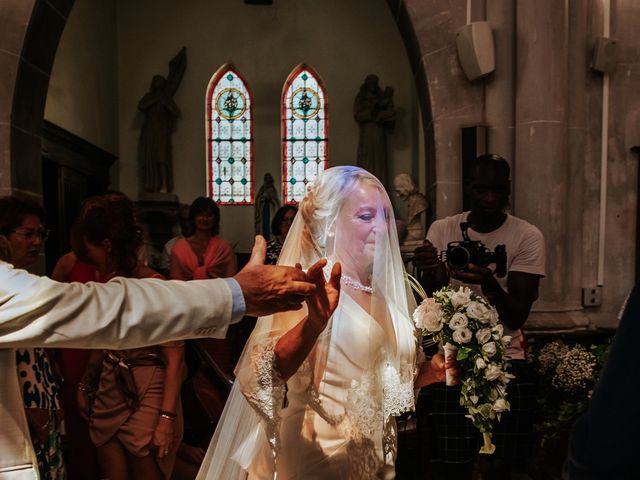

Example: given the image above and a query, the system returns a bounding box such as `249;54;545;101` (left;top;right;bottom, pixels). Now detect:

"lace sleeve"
238;336;287;452
382;362;416;420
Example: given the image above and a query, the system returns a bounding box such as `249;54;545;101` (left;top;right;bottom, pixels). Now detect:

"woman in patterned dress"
0;195;65;480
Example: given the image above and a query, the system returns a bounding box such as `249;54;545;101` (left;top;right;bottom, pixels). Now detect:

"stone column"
565;1;590;316
485;0;515;172
514;1;572;314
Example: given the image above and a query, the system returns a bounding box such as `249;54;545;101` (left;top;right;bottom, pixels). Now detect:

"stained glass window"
282;65;328;204
206;64;253;204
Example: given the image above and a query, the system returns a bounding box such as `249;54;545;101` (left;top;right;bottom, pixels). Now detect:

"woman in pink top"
170;197;236;281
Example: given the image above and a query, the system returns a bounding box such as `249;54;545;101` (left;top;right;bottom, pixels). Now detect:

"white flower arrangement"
410;281;514;455
536;340;597;392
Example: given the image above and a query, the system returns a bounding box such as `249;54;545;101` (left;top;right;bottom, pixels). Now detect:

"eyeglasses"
12;228;50;242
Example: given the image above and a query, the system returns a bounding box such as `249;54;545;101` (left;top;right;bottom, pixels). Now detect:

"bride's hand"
415;352;457;388
305;259;341;335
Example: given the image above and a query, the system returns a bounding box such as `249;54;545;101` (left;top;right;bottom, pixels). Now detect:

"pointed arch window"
206;64;253;204
282;65;328;204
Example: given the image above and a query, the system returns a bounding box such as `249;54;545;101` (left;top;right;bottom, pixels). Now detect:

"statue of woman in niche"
138;47;186;193
354;74;396;186
255;173;280;240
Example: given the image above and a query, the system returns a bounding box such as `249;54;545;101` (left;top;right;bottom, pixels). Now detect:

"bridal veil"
197;166;419;479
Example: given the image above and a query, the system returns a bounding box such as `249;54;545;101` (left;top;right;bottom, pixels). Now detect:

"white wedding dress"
241;293;416;479
197;166;419;480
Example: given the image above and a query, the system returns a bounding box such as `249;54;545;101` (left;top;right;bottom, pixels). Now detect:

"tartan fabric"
420;360;535;465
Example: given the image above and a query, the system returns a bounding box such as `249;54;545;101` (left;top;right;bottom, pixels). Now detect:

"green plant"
528;338;611;446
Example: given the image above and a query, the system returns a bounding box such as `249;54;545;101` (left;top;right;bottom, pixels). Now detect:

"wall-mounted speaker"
591;36;618;73
456;22;495;81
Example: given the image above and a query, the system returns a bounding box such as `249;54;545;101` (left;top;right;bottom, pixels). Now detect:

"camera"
443;222;507;277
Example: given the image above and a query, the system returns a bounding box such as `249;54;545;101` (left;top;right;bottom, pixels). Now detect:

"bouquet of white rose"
410;281;514;454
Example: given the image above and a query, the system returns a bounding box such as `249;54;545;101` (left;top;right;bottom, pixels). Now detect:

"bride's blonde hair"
299;166;383;259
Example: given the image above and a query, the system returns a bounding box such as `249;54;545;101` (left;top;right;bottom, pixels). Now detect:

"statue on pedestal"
354;74;396;186
393;173;428;251
138;47;186;194
255;173;280;240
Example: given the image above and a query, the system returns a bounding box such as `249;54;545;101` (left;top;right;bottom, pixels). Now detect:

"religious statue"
354;74;396;186
255;173;280;240
138;47;187;193
393;173;428;246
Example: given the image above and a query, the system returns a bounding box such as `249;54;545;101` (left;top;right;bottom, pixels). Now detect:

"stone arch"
1;0;75;199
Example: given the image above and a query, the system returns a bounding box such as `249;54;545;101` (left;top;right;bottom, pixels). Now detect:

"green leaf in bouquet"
457;346;472;360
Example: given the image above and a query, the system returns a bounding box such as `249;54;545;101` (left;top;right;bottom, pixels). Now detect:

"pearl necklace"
342;274;373;294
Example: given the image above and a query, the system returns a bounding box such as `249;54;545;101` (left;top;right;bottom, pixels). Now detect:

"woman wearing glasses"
0;195;64;480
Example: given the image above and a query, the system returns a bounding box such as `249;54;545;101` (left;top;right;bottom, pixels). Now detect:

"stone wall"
2;0;638;329
386;0;639;329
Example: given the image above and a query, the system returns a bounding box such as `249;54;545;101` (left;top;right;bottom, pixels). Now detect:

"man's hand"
412;240;442;272
450;263;494;285
413;240;448;294
234;236;316;317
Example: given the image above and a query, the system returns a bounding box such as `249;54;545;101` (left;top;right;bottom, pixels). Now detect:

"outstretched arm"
0;238;316;349
274;261;341;381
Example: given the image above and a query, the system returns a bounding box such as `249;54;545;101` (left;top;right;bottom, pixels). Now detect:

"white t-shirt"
427;212;546;359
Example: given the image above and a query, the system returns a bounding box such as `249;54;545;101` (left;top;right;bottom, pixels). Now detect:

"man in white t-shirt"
414;154;545;480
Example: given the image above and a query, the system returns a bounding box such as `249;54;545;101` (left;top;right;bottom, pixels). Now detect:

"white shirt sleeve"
426;219;448;252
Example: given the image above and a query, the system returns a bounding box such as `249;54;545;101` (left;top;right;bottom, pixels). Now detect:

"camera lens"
448;246;470;269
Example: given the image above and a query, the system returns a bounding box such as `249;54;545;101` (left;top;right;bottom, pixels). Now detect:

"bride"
198;166;448;479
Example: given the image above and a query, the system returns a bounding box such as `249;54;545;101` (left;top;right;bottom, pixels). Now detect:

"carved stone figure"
255;173;280;239
354;74;396;186
138;47;187;193
393;173;428;245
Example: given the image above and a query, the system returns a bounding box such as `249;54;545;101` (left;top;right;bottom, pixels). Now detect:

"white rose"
475;357;487;369
423;311;443;332
485;364;502;381
424;297;443;315
482;342;497;357
449;312;469;330
492;398;508;413
475;328;492;344
413;299;444;332
491;324;504;338
467;301;491;322
450;288;471;309
452;327;472;344
501;335;512;346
